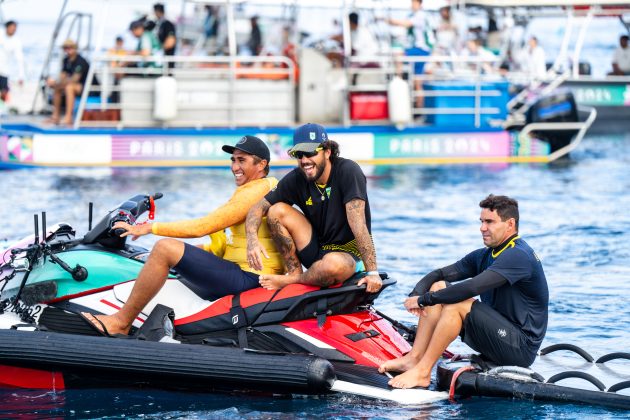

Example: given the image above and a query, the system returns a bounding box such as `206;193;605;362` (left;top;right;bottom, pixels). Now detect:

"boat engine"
526;89;579;152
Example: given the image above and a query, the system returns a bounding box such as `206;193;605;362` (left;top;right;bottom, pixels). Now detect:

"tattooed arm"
246;198;271;270
345;198;382;293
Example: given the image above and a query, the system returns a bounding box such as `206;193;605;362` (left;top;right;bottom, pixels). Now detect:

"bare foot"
388;366;431;389
378;353;420;374
258;274;298;290
82;312;131;336
61;117;73;126
44;117;60;125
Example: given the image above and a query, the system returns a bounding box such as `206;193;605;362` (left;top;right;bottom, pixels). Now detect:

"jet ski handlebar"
82;193;163;249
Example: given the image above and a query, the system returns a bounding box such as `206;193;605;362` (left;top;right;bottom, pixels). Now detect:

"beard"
300;158;327;182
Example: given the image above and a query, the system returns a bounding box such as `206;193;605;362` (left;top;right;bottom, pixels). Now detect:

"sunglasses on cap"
289;146;323;159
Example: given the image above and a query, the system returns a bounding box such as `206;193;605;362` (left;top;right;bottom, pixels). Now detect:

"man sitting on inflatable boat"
379;194;549;389
245;123;382;293
83;136;284;336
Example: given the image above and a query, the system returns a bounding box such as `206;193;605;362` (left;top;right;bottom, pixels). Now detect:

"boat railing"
346;54;505;128
74;54;296;129
520;105;597;162
506;70;572;117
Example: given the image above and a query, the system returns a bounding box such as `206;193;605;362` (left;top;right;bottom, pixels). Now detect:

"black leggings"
173;243;260;300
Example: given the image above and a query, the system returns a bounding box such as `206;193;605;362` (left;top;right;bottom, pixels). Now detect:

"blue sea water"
0;133;629;418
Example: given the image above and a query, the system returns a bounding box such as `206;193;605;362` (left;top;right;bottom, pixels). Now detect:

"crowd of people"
1;2;629;122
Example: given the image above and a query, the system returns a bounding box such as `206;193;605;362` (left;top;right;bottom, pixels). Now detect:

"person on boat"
245;123;382;294
385;0;433;75
153;3;177;68
128;19;161;68
608;35;630;76
423;7;459;76
46;39;90;126
460;37;497;74
379;194;548;389
247;16;262;56
327;12;379;79
330;12;379;61
82;136;284;336
434;6;459;55
517;36;547;81
0;20;26;103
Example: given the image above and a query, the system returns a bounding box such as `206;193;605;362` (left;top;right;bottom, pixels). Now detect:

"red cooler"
350;92;389;120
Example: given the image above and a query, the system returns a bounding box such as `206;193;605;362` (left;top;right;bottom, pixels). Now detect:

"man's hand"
112;221;152;241
247;238;269;271
404;296;426;318
357;273;382;293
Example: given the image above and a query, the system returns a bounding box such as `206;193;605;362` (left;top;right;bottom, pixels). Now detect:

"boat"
0;192;447;404
0;0;596;169
463;0;630;133
437;344;630;410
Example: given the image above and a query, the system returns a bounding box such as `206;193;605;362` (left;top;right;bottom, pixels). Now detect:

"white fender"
387;76;412;128
153;76;178;121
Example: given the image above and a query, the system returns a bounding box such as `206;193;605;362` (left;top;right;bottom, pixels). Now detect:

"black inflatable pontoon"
437;344;630;410
0;329;334;394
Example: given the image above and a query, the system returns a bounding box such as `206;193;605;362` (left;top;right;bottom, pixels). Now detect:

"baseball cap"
61;39;77;49
288;123;329;154
222;135;270;162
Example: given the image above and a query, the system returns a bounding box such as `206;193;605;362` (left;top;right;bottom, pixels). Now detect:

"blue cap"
289;123;329;154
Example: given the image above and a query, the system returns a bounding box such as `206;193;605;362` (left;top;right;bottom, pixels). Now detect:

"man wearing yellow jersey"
82;136;283;336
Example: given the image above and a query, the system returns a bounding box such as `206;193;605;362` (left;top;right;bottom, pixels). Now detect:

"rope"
449;365;475;400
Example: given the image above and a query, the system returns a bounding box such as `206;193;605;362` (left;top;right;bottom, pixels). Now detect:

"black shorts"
460;301;536;367
173;243;260;301
297;234;364;271
0;76;8;92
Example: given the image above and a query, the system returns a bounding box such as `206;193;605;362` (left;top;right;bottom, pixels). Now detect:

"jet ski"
0;193;447;405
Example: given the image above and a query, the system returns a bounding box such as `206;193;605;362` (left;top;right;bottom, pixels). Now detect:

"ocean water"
0;133;629;418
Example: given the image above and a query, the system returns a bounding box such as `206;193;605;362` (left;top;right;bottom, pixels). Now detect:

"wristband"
365;271;380;276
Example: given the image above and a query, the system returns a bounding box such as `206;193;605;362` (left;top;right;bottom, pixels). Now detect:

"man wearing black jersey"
245;123;382;293
379;195;548;389
153;3;176;67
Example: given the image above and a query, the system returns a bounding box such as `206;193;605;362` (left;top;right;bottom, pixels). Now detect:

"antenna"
33;214;39;245
41;212;47;244
88;202;93;231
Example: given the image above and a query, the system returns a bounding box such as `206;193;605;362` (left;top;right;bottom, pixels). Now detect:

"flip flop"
79;312;112;337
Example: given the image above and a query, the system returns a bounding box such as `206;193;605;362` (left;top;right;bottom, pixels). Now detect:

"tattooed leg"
267;215;302;275
266;203;312;275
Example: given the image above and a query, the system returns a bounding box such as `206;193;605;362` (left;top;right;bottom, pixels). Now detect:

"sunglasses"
289;146;323;159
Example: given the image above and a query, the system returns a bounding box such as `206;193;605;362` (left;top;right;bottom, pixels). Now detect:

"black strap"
315;297;329;328
230;294;249;348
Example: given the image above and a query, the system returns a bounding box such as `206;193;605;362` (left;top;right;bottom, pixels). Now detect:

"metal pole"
341;0;350;127
32;0;69;114
227;0;236;128
74;1;109;129
572;9;593;79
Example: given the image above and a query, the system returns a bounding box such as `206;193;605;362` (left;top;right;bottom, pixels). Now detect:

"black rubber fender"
0;329;334;394
546;371;606;391
596;352;630;364
608;380;630;393
539;343;594;362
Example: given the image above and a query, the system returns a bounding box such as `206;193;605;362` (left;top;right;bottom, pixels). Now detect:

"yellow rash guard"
151;177;284;275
